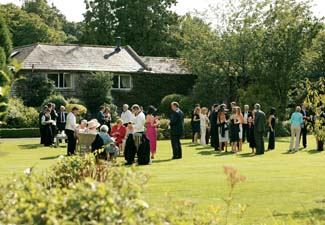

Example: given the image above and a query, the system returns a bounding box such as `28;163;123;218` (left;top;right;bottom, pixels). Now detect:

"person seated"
111;119;127;154
76;119;88;134
91;125;117;161
87;119;100;135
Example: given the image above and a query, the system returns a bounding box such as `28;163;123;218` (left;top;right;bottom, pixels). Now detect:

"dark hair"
195;104;200;107
99;106;105;111
270;107;276;115
47;103;52;108
147;105;157;115
72;106;79;111
213;103;219;108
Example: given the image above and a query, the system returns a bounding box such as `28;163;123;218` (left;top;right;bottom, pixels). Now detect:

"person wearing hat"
65;106;79;156
87;119;100;135
146;105;159;159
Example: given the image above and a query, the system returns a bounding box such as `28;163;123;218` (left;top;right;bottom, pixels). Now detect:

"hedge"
0;128;40;138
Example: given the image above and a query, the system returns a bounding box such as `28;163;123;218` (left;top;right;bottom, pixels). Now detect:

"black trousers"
210;127;219;150
317;140;324;151
254;131;265;154
205;128;210;145
268;131;275;150
300;126;307;148
242;124;249;142
66;129;76;156
171;135;182;159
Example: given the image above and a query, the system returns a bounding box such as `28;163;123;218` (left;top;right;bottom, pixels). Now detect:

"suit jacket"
209;110;218;134
57;111;67;124
98;111;105;125
254;110;266;133
170;108;184;136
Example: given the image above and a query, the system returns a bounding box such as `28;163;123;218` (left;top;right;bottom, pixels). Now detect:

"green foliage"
159;93;184;117
112;73;195;111
157;118;192;139
15;73;55;107
0;47;6;69
82;0;179;56
0;13;12;60
42;93;68;108
78;71;113;115
66;103;87;119
179;96;195;117
3;97;38;128
66;97;85;105
0;128;40;138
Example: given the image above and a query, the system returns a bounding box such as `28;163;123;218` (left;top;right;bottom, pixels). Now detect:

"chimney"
115;37;121;52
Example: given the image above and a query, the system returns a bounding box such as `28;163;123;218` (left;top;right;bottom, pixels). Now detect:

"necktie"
62;112;65;123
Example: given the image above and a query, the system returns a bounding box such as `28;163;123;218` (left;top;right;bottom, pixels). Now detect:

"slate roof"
12;43;190;75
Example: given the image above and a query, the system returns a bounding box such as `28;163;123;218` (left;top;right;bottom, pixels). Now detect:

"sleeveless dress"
267;117;276;150
230;119;239;142
146;118;157;153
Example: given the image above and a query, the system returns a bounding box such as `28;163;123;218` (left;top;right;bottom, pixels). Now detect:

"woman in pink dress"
146;105;159;159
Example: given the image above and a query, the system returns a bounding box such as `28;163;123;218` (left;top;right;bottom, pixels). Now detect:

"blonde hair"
201;107;208;114
116;118;123;124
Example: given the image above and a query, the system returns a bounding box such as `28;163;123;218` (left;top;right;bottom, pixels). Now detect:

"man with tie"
300;103;310;148
57;105;67;134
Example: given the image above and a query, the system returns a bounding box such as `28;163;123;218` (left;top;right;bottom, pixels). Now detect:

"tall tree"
0;13;13;60
82;0;179;56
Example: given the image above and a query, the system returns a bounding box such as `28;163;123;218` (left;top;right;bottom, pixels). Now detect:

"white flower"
24;168;31;175
58;155;64;160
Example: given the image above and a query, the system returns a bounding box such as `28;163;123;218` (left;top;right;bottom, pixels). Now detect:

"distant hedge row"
0;128;40;138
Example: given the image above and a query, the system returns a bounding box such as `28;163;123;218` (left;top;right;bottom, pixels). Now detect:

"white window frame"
47;73;74;89
112;74;132;91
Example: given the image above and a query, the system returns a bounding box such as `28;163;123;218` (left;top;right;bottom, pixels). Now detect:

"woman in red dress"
111;119;126;154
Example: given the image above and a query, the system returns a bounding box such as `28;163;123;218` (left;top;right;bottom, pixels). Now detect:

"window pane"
64;74;72;88
120;76;131;89
48;74;58;87
112;75;119;88
59;73;64;88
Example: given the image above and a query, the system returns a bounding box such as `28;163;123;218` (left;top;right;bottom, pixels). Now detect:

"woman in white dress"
236;107;245;152
200;107;209;145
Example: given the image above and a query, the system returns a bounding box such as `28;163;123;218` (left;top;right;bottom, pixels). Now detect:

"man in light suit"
254;103;266;155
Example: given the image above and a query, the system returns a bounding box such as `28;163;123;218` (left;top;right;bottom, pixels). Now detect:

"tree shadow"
197;150;216;156
18;144;44;150
40;155;62;160
214;151;235;157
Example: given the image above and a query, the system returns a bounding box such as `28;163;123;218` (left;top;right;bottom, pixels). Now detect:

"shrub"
65;103;87;120
3;97;38;128
179;96;195;117
157;118;191;139
159;93;185;117
78;71;113;114
0;128;40;138
66;97;85;105
42;93;67;108
14;73;55;107
275;120;291;137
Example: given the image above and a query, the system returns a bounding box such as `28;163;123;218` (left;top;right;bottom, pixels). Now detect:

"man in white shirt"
131;104;145;150
121;104;134;126
65;106;79;156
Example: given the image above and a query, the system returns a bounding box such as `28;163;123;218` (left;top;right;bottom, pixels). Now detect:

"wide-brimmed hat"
87;119;100;129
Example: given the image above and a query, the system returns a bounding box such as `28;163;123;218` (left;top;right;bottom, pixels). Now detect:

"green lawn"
1;136;325;224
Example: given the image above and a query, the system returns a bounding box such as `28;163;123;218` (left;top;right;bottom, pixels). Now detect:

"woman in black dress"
41;108;54;147
229;107;240;153
192;107;201;144
248;110;256;153
267;107;276;150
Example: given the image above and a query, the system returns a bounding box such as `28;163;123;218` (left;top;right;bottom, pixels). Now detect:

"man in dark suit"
39;105;48;144
254;103;266;155
242;105;252;143
170;101;184;159
300;103;310;148
210;104;219;150
97;106;105;126
57;105;67;133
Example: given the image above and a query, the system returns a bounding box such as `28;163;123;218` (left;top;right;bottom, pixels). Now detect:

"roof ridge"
125;45;151;71
14;43;124;49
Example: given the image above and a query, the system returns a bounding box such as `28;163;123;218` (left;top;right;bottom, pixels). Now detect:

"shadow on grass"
290;208;325;221
152;159;173;163
197;150;216;156
237;153;256;158
40;155;61;160
195;146;213;150
307;149;323;154
214;151;234;157
19;144;44;150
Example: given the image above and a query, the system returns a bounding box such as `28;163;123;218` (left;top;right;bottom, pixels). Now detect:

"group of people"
191;102;273;155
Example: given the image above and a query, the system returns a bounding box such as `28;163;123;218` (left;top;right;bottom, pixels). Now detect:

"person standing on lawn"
65;106;79;156
169;101;184;159
254;103;266;155
289;106;303;152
